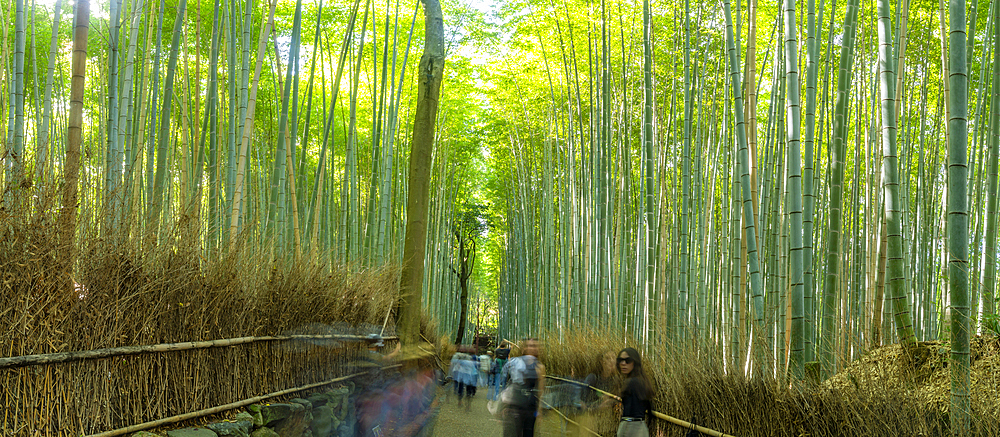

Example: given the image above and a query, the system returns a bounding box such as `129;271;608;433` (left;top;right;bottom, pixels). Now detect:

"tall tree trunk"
745;0;760;239
872;224;888;346
266;0;303;247
113;0;145;232
802;0;822;365
398;0;444;345
454;234;476;345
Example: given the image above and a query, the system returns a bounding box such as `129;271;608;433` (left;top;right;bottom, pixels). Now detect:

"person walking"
479;351;492;387
500;338;545;437
460;353;479;409
616;347;652;437
451;351;478;410
489;342;512;402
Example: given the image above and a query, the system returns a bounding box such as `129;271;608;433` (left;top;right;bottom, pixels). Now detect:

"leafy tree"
452;201;490;344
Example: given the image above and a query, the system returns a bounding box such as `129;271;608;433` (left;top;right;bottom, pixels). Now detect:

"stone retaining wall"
137;385;356;437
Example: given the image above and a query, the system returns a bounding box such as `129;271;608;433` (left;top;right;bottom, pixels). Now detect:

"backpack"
491;358;506;375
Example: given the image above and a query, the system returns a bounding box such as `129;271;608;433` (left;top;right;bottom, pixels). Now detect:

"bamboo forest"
2;0;999;434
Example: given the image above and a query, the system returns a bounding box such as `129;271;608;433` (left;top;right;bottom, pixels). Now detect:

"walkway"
432;386;570;437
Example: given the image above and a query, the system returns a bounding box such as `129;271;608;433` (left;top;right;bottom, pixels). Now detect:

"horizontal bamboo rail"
546;374;620;400
545;375;738;437
86;364;403;437
0;334;397;370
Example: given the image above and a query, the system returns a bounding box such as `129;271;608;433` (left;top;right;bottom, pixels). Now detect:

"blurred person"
616;347;652;437
447;351;463;404
352;339;402;392
459;352;479;409
495;339;512;360
470;352;480;385
450;351;478;410
479;350;492;387
490;341;513;402
501;338;545;437
356;343;439;437
567;350;621;436
585;350;620;410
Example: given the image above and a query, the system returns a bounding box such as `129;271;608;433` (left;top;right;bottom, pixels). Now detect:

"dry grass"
538;330;1000;437
0;207;431;436
826;337;1000;433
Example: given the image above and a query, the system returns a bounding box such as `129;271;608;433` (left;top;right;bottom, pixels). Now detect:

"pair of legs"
503;406;537;437
456;381;477;397
455;381;476;410
489;372;504;401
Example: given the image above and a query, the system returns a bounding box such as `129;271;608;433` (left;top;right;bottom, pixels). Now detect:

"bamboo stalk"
228;0;278;246
59;0;90;270
0;335;397;369
650;410;737;437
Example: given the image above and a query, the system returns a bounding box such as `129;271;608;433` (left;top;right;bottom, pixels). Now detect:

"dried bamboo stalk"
649;411;737;437
546;374;619;399
0;335;397;369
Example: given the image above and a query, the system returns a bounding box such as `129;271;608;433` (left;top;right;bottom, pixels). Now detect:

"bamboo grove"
1;0;998;418
0;0;494;342
482;0;995;405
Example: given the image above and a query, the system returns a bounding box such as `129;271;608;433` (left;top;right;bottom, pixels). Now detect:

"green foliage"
982;313;1000;337
454;201;490;238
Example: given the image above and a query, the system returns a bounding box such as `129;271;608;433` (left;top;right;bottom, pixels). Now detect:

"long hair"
619;347;653;398
592;350;616;379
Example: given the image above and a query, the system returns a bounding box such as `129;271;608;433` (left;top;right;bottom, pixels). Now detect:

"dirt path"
431;386;570;437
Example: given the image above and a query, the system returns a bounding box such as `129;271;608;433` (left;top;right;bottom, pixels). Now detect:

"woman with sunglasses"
616;347;652;437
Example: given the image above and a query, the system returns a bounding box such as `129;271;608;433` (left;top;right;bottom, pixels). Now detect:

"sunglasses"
617;357;634;364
